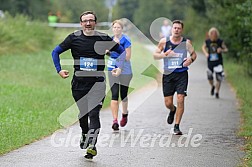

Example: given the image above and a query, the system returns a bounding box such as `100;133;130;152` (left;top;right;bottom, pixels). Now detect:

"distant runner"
202;27;228;98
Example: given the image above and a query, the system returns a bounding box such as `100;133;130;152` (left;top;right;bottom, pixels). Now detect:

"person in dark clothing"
202;27;228;99
51;11;125;159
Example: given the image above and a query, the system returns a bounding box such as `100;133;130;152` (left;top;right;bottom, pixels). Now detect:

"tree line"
1;0;251;75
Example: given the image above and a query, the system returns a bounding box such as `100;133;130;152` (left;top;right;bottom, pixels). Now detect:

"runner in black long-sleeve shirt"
51;11;125;159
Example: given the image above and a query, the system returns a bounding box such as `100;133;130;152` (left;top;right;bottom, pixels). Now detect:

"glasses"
81;19;96;23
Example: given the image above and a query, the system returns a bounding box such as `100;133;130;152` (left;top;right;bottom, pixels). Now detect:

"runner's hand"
217;48;222;53
164;49;175;57
59;70;69;79
105;50;110;56
111;68;122;77
113;37;120;44
183;57;193;67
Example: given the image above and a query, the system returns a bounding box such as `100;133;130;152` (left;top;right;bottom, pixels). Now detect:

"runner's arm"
124;36;132;61
112;43;126;69
187;39;197;62
153;38;170;60
220;41;228;53
52;45;64;73
125;47;131;61
52;45;69;78
201;42;209;58
183;40;197;67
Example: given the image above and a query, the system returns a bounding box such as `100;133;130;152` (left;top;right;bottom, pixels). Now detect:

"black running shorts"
162;71;188;97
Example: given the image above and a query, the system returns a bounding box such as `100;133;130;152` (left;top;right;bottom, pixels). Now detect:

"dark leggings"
108;73;132;102
71;78;105;145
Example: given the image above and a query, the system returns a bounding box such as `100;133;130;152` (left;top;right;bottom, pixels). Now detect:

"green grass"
0;28;157;155
224;58;252;167
0;13;53;55
0;50;73;154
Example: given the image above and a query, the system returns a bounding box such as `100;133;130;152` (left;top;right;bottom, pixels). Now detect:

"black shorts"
207;61;224;81
208;61;223;72
162;71;188;97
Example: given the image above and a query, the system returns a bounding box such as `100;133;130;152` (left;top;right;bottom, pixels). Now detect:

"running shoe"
112;120;119;131
211;86;215;96
120;114;128;127
84;144;97;160
215;92;219;99
174;125;182;135
167;106;176;124
80;133;88;149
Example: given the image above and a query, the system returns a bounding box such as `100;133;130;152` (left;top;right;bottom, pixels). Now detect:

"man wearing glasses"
51;11;125;159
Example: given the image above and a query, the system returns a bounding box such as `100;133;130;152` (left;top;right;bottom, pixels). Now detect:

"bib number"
167;53;183;69
80;57;97;71
107;57;116;69
209;53;219;61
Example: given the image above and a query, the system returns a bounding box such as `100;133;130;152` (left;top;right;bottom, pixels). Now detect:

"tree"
188;0;206;17
0;0;111;22
236;0;252;75
0;0;50;20
113;0;139;21
133;0;170;36
49;0;109;22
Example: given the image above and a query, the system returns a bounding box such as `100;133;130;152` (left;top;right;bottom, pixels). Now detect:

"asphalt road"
0;52;244;167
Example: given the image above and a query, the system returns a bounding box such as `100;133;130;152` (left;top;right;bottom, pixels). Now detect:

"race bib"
167;53;183;69
209;53;219;61
107;57;116;69
80;57;97;71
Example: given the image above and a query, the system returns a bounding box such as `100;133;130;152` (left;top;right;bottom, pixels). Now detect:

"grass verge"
0;50;73;155
224;58;252;167
0;13;53;55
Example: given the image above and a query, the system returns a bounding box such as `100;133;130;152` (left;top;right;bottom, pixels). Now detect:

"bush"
0;13;54;55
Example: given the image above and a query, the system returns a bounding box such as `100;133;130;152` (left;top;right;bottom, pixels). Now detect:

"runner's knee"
88;106;100;120
111;95;119;101
177;94;185;104
165;98;173;109
216;73;223;82
111;83;119;100
207;69;213;80
120;86;129;102
121;97;128;102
